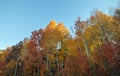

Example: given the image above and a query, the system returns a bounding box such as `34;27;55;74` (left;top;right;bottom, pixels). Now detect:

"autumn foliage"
0;4;120;76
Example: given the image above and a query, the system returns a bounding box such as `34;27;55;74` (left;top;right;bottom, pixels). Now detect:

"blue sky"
0;0;118;49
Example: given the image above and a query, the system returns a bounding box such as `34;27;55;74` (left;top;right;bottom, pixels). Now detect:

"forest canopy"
0;3;120;76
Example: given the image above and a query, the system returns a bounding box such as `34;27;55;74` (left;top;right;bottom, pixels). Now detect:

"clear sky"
0;0;119;49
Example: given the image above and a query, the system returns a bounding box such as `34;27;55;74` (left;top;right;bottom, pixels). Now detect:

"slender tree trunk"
37;59;40;76
98;25;110;75
14;58;19;76
57;55;60;76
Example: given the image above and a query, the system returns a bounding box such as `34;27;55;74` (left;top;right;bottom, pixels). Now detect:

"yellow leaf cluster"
6;60;16;69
